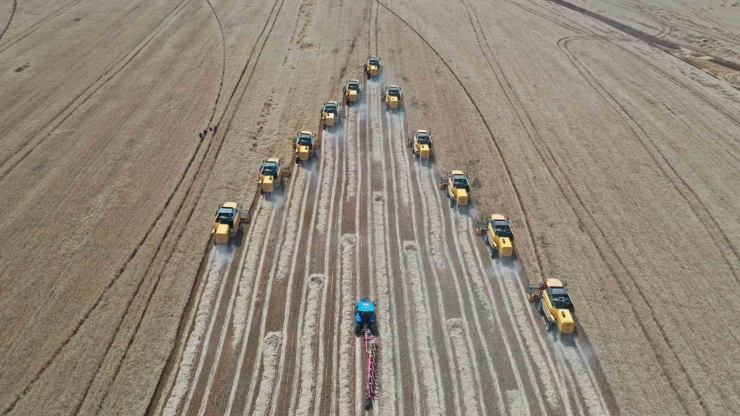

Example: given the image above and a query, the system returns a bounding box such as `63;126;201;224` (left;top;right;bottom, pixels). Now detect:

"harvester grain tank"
211;202;248;245
259;158;290;195
475;214;515;260
438;170;470;207
321;101;341;129
343;79;361;105
365;56;381;78
383;85;403;110
407;130;433;161
293;131;319;163
526;278;576;335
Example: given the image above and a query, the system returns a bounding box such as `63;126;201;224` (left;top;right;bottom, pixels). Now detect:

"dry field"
1;0;739;414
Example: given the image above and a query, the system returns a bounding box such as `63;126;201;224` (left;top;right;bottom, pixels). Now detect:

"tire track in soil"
220;173;295;416
0;0;84;51
232;200;274;349
294;275;325;416
320;117;349;416
383;110;435;416
161;248;231;415
0;0;16;41
91;0;288;408
367;77;410;415
374;101;422;415
558;36;740;285
0;0;199;181
449;210;540;416
310;127;343;416
425;166;500;416
399;110;460;416
402;242;442;414
251;332;283;415
554;343;608;415
331;101;357;416
447;319;480;416
338;234;357;416
493;261;588;416
117;0;289;411
373;3;619;415
271;158;326;416
230;164;310;416
1;2;215;409
193;200;268;416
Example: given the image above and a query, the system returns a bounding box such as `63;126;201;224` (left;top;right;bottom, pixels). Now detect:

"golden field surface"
1;0;739;414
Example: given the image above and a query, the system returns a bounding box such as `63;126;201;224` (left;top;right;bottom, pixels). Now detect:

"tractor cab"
344;79;361;104
384;85;403;110
355;297;379;336
260;160;279;178
548;286;574;311
321;101;340;128
293;131;317;163
215;207;236;225
365;57;381;77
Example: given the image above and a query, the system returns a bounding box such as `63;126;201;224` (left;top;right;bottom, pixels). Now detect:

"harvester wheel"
260;188;264;196
370;322;379;337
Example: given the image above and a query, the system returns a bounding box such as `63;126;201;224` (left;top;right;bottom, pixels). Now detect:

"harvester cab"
475;214;515;260
321;101;340;129
407;130;433;161
293;131;318;163
343;79;361;105
384;85;403;110
526;278;576;336
259;158;290;195
365;56;381;78
355;297;379;336
438;170;470;207
211;202;248;245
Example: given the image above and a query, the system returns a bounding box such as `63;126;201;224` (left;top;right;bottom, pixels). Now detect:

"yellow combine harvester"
406;130;433;161
259;158;290;195
383;85;403;110
364;56;381;78
343;79;361;105
474;214;515;261
438;170;470;207
321;101;341;129
293;131;319;163
527;278;576;336
211;202;248;245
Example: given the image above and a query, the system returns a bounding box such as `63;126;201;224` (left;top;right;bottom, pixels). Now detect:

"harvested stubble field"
1;0;739;414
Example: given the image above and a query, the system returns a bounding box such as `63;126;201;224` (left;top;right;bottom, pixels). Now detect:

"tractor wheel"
370;322;379;337
355;323;362;337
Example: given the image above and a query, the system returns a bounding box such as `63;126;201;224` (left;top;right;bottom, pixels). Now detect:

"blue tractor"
355;297;379;337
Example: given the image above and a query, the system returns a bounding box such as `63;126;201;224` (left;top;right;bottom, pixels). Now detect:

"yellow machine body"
527;278;576;335
212;202;242;245
259;157;288;194
294;131;316;163
384;85;403;110
448;170;469;206
365;57;381;77
410;130;432;160
486;214;514;258
344;79;360;104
